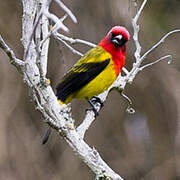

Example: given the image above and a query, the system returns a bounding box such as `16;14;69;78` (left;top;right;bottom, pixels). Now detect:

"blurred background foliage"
0;0;180;179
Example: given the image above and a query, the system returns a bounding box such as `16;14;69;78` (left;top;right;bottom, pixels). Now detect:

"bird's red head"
98;26;130;76
99;26;130;50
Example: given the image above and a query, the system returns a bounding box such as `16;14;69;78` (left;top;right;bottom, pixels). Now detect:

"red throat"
98;38;126;76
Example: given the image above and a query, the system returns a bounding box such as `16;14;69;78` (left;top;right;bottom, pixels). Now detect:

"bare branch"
133;0;147;23
55;32;96;47
139;55;172;71
132;0;147;62
77;106;100;138
38;6;50;80
140;29;180;62
43;10;69;32
123;0;180;86
55;35;83;56
125;29;180;84
40;14;68;47
0;35;25;71
54;0;77;23
122;67;129;75
24;0;68;60
51;32;97;58
51;31;96;57
121;92;135;114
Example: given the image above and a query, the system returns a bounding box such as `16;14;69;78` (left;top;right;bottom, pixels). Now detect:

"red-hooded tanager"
42;26;130;144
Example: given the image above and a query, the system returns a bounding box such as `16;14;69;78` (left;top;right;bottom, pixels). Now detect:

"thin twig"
139;54;172;71
55;36;83;56
40;14;68;47
122;67;129;75
126;29;180;84
125;0;180;85
24;14;42;59
0;35;25;70
24;0;68;60
55;32;96;47
140;29;180;62
133;0;147;23
121;92;135;114
39;8;50;79
132;0;147;62
43;10;69;32
35;3;45;80
54;0;77;23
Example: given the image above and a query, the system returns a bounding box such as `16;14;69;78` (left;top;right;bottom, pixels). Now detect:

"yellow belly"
73;60;116;100
62;46;118;104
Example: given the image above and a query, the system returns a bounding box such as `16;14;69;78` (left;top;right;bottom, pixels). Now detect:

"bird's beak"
112;34;123;46
114;35;123;41
112;34;127;47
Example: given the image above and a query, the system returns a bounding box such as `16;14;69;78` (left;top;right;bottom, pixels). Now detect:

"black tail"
42;126;51;145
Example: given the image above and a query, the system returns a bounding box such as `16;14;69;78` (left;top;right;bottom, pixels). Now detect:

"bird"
42;26;130;144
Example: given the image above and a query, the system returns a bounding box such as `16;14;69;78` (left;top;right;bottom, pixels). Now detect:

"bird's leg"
86;96;104;118
91;96;104;108
42;126;51;145
87;99;99;117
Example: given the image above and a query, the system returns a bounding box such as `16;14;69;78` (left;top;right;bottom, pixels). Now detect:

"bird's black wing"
56;59;110;102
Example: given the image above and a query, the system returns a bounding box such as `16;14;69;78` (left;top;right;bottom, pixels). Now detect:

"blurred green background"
0;0;180;179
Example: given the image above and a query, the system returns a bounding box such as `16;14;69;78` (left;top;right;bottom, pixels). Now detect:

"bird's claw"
86;96;104;118
91;96;104;109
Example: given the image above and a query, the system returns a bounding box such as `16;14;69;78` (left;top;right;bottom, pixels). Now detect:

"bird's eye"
111;33;127;47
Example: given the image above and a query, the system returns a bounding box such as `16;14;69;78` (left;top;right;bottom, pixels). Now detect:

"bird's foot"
86;96;104;118
91;96;104;109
